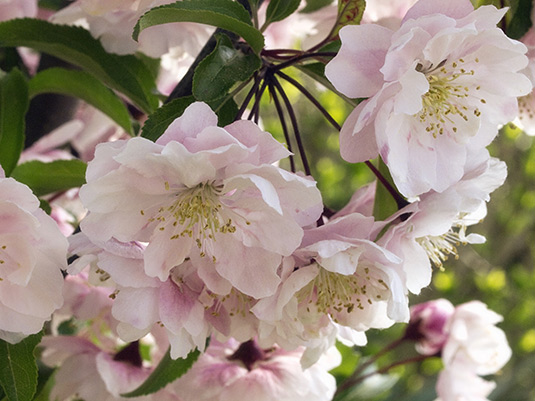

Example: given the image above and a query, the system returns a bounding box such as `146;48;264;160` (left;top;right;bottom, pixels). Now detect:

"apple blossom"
173;338;340;401
50;0;213;57
0;0;37;21
0;166;67;343
436;364;496;401
79;102;322;301
378;149;506;292
41;336;180;401
442;301;511;376
325;0;531;197
405;299;455;355
253;213;408;365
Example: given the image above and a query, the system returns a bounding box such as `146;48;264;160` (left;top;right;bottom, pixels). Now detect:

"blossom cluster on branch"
0;0;532;400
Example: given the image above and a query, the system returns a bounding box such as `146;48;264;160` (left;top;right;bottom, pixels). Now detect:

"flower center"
517;93;535;122
416;221;471;269
298;264;390;321
142;182;236;261
417;58;484;138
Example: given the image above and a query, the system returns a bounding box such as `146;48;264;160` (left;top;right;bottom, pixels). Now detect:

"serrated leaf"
0;332;43;401
141;96;196;142
11;159;87;197
0;68;28;176
121;347;200;397
264;0;301;27
28;68;133;135
330;0;366;39
193;34;261;101
133;0;265;54
0;19;158;113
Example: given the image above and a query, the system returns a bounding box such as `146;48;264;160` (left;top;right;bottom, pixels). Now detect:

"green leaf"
0;332;43;401
330;0;366;39
121;347;200;397
211;97;238;126
141;96;236;142
0;19;158;113
133;0;265;54
11;159;87;197
193;34;261;101
301;0;334;13
141;96;196;142
507;0;533;39
263;0;301;27
0;68;28;176
28;68;134;135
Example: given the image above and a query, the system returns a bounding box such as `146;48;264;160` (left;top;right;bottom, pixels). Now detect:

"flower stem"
269;75;311;176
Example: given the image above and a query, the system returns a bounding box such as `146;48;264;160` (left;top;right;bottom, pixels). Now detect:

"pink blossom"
0;167;67;343
79;102;322;301
378;149;506;292
442;301;511;376
436;363;496;401
405;299;455;355
173;338;339;401
252;213;408;364
50;0;213;57
41;336;180;401
0;0;37;21
325;0;531;197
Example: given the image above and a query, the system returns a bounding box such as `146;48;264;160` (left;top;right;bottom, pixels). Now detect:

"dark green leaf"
193;34;261;101
141;96;239;142
0;19;158;113
507;0;533;39
121;347;200;397
211;97;238;126
264;0;301;27
133;0;265;54
0;332;43;401
0;68;28;176
141;96;196;142
301;0;334;13
11;159;87;197
29;68;134;135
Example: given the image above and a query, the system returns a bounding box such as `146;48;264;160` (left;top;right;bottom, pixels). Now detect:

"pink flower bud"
405;299;455;355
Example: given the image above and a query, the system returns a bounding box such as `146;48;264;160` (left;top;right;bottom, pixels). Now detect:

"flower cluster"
407;299;511;401
0;0;529;399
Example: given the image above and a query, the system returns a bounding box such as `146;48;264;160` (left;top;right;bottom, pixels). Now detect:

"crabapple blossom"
0;166;67;343
515;14;535;135
79;102;322;301
405;299;455;355
378;149;506;293
0;0;37;21
50;0;213;57
41;336;180;401
253;212;408;365
442;301;511;376
325;0;531;197
173;338;340;401
408;300;510;401
436;364;496;401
